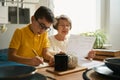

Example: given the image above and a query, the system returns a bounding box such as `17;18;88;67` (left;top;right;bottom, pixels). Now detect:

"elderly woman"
49;15;71;55
48;15;95;68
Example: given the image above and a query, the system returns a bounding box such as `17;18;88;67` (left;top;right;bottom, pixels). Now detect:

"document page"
35;62;49;69
67;34;96;58
67;35;104;69
78;58;104;69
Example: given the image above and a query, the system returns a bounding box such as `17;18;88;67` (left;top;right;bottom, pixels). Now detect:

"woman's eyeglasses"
37;21;51;31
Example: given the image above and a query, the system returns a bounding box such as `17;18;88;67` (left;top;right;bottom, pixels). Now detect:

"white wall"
108;0;120;50
0;24;26;49
0;0;120;50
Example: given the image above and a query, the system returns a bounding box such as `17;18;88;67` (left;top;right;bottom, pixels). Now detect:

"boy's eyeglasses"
37;21;51;31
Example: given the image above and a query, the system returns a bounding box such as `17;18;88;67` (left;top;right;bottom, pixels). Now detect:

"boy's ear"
31;16;36;22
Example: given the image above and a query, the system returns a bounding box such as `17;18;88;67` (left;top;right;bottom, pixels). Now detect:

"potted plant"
80;29;107;49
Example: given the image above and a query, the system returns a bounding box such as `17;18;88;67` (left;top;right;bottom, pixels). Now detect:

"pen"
32;48;44;64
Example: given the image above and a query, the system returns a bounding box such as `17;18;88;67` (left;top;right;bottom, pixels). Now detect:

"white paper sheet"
78;58;104;69
67;34;96;59
66;35;104;69
35;62;49;69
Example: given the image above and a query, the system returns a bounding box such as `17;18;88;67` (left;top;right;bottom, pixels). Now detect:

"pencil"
32;48;39;56
32;48;44;64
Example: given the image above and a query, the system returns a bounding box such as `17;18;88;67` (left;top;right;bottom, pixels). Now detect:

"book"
93;55;113;60
94;49;120;57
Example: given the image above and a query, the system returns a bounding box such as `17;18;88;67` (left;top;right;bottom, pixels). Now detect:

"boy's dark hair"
53;15;72;30
34;6;54;23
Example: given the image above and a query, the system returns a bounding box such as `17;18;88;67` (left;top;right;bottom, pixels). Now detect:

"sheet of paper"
35;62;49;69
66;35;104;69
67;34;96;59
78;58;104;69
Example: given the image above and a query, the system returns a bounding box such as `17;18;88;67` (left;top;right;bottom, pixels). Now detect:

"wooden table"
37;67;85;80
36;60;105;80
37;66;118;80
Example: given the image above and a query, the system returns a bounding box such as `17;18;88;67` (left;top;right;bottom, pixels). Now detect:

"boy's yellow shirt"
9;24;50;58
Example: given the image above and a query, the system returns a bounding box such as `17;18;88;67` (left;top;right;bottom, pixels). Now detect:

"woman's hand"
48;56;54;66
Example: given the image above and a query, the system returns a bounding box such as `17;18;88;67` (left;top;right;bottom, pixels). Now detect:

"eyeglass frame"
37;20;51;31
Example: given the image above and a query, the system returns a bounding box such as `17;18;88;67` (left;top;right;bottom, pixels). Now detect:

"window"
0;0;39;24
53;0;101;34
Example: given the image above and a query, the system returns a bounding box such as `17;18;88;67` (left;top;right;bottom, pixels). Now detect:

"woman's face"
57;19;71;36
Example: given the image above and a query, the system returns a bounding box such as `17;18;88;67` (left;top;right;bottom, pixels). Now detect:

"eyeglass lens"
37;21;50;31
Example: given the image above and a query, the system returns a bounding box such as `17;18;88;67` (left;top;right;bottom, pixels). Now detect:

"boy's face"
32;17;52;34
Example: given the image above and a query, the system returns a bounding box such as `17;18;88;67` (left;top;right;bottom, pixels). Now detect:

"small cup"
54;54;68;71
